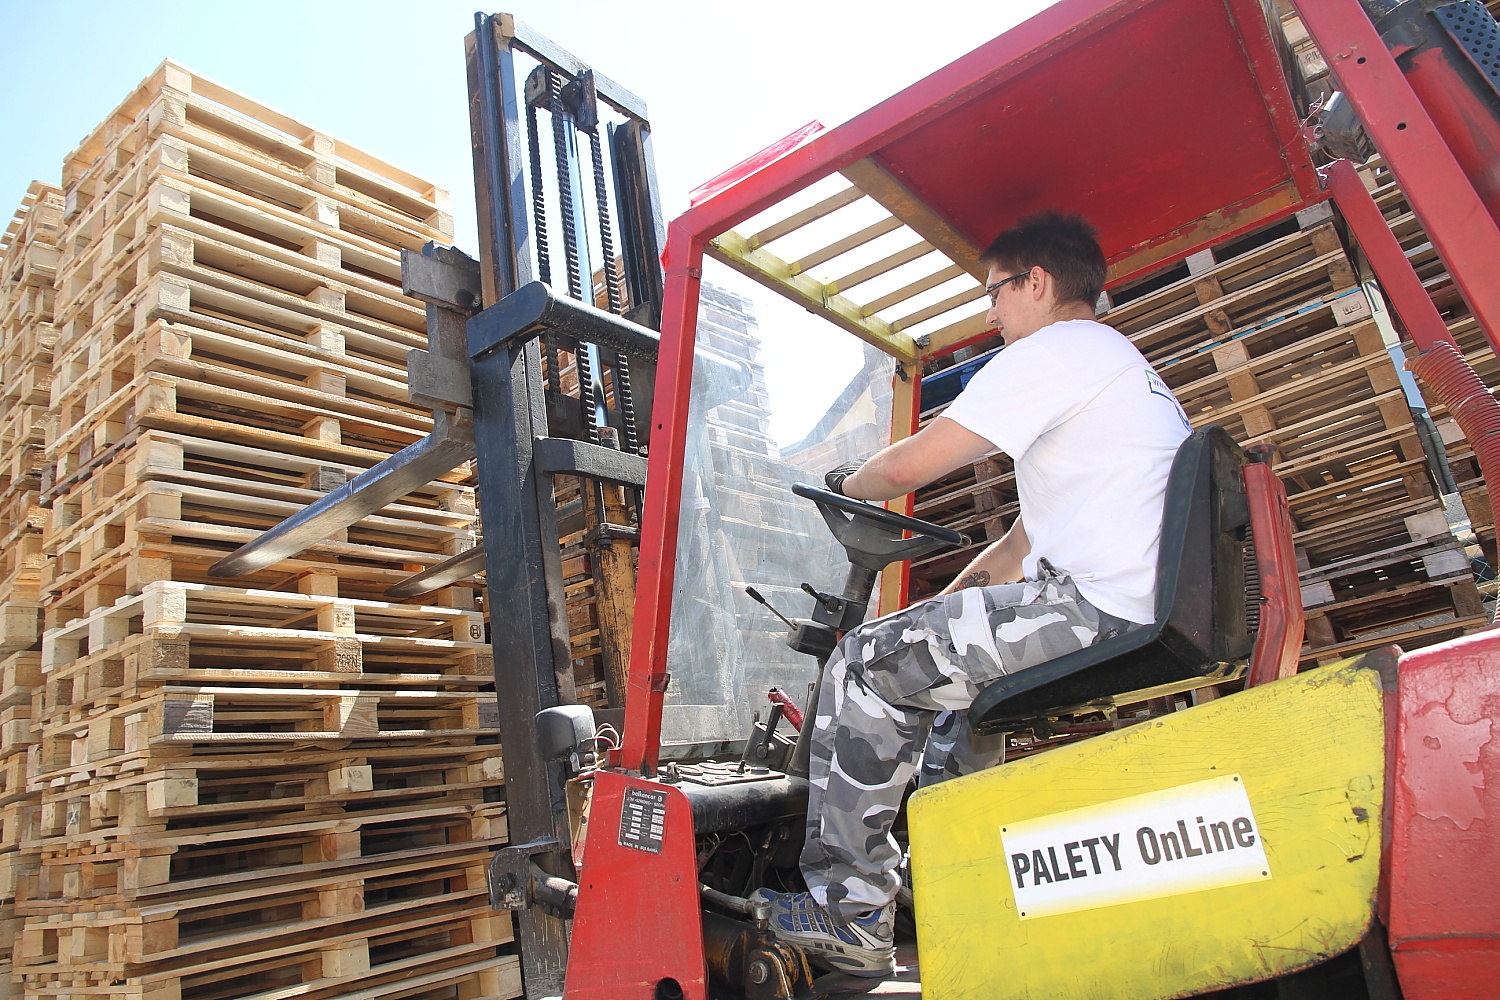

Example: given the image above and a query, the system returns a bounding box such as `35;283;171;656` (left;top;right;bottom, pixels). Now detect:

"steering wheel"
792;483;970;572
792;484;967;543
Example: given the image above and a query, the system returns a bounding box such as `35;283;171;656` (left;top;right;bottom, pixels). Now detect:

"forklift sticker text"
999;774;1270;919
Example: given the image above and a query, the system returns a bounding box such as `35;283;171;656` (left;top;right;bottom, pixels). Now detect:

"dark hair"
979;211;1106;307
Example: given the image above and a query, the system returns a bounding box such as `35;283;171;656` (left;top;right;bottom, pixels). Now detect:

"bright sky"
0;0;1059;443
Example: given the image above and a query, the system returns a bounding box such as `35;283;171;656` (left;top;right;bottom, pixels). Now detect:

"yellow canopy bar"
707;230;921;363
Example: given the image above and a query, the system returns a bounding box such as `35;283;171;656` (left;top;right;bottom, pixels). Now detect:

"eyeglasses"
985;269;1033;304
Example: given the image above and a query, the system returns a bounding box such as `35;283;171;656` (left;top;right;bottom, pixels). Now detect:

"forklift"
209;0;1500;996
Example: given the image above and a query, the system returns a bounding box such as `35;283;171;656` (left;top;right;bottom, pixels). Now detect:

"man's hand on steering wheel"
824;459;865;496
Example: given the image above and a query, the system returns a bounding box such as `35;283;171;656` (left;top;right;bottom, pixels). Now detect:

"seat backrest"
969;425;1254;732
1152;424;1255;666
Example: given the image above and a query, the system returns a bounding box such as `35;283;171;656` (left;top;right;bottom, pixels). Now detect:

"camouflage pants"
801;566;1122;919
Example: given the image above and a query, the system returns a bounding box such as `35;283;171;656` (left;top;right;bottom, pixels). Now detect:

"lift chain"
548;71;585;301
525;103;552;289
589;130;623;315
586;122;636;450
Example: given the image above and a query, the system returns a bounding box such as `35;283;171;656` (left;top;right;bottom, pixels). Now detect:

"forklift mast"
463;15;667;996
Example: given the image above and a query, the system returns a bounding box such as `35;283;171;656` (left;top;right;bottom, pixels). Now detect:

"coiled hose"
1407;340;1500;622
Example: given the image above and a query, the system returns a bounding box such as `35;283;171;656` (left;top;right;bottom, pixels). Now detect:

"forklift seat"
969;425;1257;734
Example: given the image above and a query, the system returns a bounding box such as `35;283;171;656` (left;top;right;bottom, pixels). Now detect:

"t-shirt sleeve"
940;342;1088;459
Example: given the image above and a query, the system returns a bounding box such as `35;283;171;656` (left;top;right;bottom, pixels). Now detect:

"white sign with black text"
1000;774;1271;919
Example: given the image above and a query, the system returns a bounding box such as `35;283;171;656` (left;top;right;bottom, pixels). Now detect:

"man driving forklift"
751;211;1195;976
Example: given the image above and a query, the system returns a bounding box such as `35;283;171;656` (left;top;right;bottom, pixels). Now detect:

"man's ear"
1030;266;1049;303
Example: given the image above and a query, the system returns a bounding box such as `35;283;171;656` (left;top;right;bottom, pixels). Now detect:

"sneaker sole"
790;937;895;978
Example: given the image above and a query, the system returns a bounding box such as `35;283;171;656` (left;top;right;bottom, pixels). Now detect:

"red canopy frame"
616;0;1496;773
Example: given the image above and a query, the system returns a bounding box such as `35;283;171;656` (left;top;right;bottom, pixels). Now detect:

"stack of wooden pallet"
1353;155;1500;576
912;208;1483;662
10;61;520;1000
1272;0;1500;611
0;185;62;655
0;181;65;996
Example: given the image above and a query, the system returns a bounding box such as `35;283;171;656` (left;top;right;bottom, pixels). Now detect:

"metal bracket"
468;280;661;361
585;522;640;547
535;437;648;487
561;69;599;133
404;245;482;410
402;243;483;311
406;350;472;410
489;839;577;916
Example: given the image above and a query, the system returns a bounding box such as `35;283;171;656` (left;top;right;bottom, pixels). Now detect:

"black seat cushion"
969;426;1254;734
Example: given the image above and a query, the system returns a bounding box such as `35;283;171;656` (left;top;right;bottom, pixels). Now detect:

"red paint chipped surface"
1405;701;1492;831
1389;631;1500;997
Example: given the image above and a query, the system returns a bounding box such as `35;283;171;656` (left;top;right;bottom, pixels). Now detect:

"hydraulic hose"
1407;340;1500;491
1407;340;1500;621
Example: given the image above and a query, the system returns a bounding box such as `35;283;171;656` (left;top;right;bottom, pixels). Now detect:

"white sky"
0;0;1060;443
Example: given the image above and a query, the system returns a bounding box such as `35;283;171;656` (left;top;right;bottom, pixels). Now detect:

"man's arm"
939;516;1029;595
840;416;995;501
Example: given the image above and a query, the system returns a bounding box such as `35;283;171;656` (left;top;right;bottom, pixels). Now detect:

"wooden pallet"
36;417;476;633
41;578;485;689
52;215;427;373
0;537;44;622
18;818;516;1000
60;61;449;260
40;493;475;635
47;340;432;492
19;886;513;992
26;748;502;854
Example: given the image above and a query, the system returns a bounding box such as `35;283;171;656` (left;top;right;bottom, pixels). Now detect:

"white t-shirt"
942;318;1191;624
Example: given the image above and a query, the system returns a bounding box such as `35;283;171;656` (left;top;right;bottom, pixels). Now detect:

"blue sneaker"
750;889;895;978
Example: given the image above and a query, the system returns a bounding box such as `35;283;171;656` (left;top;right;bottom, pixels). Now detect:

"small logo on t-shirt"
1146;370;1192;432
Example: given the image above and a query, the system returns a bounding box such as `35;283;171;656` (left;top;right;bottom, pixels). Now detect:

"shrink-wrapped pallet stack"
550;284;784;706
913;207;1483;664
0;182;66;996
8;62;521;1000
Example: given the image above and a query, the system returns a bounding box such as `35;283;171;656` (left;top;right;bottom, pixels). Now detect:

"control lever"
745;587;797;629
800;583;840;615
767;688;803;731
744;585;838;660
743;701;785;767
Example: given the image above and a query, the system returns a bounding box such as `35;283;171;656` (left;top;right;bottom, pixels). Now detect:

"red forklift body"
1389;632;1500;996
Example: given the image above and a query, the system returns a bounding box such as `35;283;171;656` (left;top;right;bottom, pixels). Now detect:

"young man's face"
985;264;1038;345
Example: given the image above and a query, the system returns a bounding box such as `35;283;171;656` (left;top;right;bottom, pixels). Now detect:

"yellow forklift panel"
908;660;1386;1000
